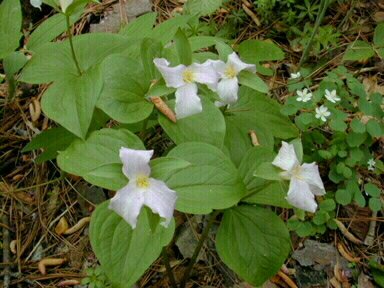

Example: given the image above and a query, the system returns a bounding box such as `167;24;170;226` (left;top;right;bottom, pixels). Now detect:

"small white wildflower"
290;72;301;79
109;148;177;229
324;89;340;103
208;52;256;106
296;88;312;102
154;58;218;119
367;158;376;171
272;142;326;213
315;105;331;122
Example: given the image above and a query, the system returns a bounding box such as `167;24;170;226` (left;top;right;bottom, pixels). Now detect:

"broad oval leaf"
343;40;375;62
216;205;290;285
90;202;175;288
57;128;144;190
238;40;285;63
21;33;132;84
0;0;22;59
41;65;103;139
151;142;246;214
159;99;226;149
184;0;223;16
96;55;153;124
224;87;298;166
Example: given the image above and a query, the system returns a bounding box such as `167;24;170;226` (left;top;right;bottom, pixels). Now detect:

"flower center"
182;69;195;83
136;175;150;189
291;165;303;179
224;65;237;79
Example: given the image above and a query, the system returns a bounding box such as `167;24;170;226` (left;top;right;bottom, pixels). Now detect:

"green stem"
179;210;220;288
7;74;16;102
299;0;330;67
161;247;178;288
65;15;82;75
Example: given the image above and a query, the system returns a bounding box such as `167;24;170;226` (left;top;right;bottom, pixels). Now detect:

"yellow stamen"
224;65;237;79
136;175;150;188
182;69;195;83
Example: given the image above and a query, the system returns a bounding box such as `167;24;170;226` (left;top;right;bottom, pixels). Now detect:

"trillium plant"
13;1;335;287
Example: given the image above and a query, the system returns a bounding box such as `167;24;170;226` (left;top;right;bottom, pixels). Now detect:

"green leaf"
343;40;375;61
152;142;246;214
189;36;225;51
238;146;290;208
90;202;175;288
57;128;145;190
3;51;28;77
41;66;103;139
174;29;192;65
159;99;226;149
367;119;383;137
0;0;22;59
22;127;76;163
329;119;347;132
21;33;131;84
335;189;352;205
319;199;336;211
364;183;381;197
346;132;367;147
224;87;298;166
350;118;366;133
119;12;157;38
369;198;382;212
253;162;282;181
216;205;290;286
238;71;269;93
238;40;285;63
374;23;384;47
184;0;223;16
96;55;153;124
141;38;163;83
313;211;330;225
150;15;192;45
27;10;83;51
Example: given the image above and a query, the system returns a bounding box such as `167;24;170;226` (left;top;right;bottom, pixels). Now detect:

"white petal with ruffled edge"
59;0;73;12
109;183;145;229
120;148;153;179
300;163;325;195
144;178;177;227
30;0;42;9
272;141;300;172
227;52;256;74
286;178;317;213
217;77;239;104
175;83;202;119
153;58;186;88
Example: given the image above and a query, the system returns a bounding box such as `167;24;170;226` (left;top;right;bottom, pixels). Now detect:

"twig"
2;215;11;288
364;210;377;246
242;4;261;26
334;219;363;245
179;210;220;288
161;248;177;288
277;270;298;288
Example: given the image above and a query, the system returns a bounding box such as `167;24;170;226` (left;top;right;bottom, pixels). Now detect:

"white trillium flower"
109;148;177;229
154;58;218;119
30;0;42;9
367;158;376;171
208;52;256;106
315;105;331;122
324;89;340;103
272;142;326;213
290;72;301;79
296;88;312;102
59;0;73;13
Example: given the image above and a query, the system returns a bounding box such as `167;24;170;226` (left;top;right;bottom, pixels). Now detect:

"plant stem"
179;210;220;288
65;15;82;76
161;247;178;288
299;0;330;67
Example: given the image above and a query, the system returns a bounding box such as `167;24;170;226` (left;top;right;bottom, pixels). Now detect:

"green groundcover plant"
1;0;383;287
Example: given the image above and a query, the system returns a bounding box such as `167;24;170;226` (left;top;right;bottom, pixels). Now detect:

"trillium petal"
153;58;186;88
286;178;318;213
272;141;300;172
227;52;256;73
59;0;73;12
144;178;177;227
217;77;239;104
120;147;153;179
175;83;202;119
109;183;145;229
30;0;42;9
190;62;219;85
300;163;325;195
207;59;226;75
